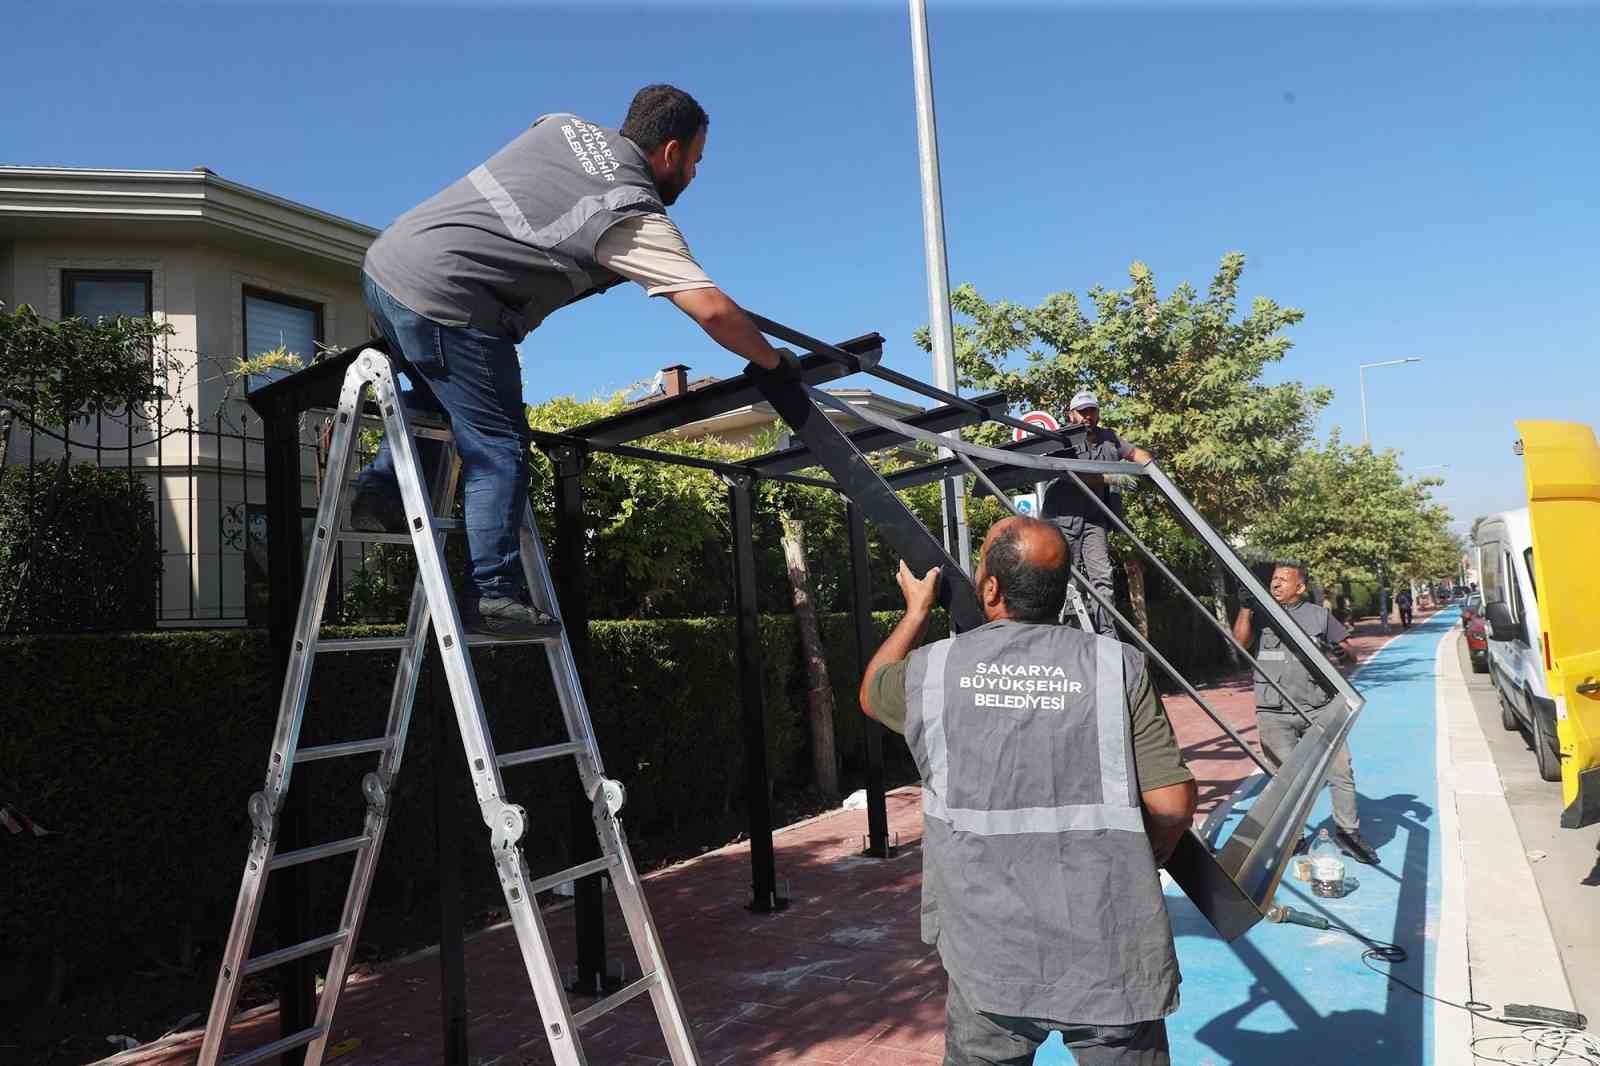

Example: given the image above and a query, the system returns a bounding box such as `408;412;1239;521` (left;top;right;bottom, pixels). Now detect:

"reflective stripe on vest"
916;630;1140;835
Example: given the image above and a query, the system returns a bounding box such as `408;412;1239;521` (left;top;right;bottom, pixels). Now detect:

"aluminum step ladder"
198;350;698;1066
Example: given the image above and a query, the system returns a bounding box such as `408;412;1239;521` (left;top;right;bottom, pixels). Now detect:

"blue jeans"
357;275;530;600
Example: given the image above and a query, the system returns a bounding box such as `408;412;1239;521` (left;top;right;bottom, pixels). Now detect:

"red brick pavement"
103;611;1430;1066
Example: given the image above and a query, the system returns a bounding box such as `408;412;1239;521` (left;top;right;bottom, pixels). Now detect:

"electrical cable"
1316;923;1596;1064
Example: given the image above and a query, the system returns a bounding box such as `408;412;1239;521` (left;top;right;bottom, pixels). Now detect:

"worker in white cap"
1041;390;1152;635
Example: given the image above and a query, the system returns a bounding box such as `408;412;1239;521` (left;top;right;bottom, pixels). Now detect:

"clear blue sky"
7;2;1598;536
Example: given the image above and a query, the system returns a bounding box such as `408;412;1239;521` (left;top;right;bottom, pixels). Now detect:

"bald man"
859;516;1196;1065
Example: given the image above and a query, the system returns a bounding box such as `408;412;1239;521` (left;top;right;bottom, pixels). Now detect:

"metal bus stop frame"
247;313;1363;1061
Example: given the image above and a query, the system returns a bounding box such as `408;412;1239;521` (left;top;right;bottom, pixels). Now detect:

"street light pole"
908;0;972;577
1359;357;1424;445
1356;356;1422;633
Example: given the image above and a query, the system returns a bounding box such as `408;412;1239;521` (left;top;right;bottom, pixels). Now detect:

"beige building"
0;165;377;624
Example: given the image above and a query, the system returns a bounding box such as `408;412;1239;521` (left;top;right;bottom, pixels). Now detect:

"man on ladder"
200;84;772;1066
354;83;794;635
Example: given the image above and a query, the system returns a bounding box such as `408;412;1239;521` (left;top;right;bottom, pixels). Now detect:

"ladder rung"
528;855;616;896
241;929;350;976
221;1024;329;1066
497;741;585;768
316;627;560;655
317;636;412;653
298;737;390;763
467;626;563;647
410;424;453;442
337;518;465;544
270;834;370;871
572;971;661;1027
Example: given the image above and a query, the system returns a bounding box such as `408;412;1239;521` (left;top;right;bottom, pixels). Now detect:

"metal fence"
1;399;391;631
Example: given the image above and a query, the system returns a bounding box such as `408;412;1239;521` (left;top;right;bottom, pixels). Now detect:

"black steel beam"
728;474;784;911
246;340;378;417
260;395;314;1066
431;646;468;1066
884;435;1066;494
541;441;610;991
747;391;1009;477
847;502;890;858
567;334;883;446
746;367;984;633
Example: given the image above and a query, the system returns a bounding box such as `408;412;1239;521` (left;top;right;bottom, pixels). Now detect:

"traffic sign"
1013;410;1060;442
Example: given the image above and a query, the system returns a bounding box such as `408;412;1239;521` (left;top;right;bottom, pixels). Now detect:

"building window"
243;287;324;385
63;269;152;322
63;269;159;388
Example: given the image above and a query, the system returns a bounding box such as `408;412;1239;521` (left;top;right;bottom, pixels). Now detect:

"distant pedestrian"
1396;588;1414;628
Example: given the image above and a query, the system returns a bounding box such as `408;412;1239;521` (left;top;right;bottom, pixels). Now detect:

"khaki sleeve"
865;659;912;736
593;214;716;297
1127;660;1194;791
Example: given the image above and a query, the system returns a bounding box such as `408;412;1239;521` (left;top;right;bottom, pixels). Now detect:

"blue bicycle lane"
1038;609;1458;1065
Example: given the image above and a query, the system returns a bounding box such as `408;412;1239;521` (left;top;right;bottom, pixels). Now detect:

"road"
1454;630;1600;1025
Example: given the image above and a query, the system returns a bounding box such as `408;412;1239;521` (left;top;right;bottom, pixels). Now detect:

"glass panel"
244;294;318;360
67;277;147;321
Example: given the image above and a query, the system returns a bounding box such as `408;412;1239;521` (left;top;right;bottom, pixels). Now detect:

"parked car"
1465;611;1488;673
1477;508;1561;781
1460;592;1484;628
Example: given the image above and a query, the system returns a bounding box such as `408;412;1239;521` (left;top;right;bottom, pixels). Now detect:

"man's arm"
858;562;940;720
1142;779;1199;866
668;287;788;370
1126;659;1198;866
1231;605;1256;649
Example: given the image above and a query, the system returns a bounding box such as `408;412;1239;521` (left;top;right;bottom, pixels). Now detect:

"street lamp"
1359;357;1424;445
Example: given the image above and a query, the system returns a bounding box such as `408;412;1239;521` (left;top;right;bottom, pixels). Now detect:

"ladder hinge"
487;801;528;850
591;777;626;818
361;772;389;815
247;791;279;844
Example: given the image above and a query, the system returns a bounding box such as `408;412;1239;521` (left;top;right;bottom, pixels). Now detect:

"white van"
1476;508;1561;781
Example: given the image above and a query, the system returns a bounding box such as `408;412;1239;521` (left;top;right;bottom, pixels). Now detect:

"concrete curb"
1432;628;1575;1058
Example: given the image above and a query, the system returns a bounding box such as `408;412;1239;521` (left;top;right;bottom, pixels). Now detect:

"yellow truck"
1491;421;1600;828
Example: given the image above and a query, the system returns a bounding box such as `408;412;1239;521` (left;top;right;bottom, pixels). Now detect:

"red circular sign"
1013;410;1061;442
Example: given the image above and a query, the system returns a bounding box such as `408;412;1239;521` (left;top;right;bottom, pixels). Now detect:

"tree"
926;253;1330;638
1249;431;1459;600
0;302;176;467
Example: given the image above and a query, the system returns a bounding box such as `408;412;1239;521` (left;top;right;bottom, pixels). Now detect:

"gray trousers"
1256;706;1360;833
1055;515;1115;637
944;977;1169;1065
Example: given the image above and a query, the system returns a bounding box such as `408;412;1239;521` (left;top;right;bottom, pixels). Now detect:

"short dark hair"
1273;559;1307;583
985;520;1072;623
621;84;708;154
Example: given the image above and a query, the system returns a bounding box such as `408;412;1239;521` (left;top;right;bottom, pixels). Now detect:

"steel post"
728;474;782;911
846;501;890;857
262;397;313;1066
547;442;608;990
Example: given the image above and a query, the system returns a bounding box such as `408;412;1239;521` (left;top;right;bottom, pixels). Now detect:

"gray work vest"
364;114;666;340
904;620;1180;1025
1042;429;1125;524
1252;600;1335;712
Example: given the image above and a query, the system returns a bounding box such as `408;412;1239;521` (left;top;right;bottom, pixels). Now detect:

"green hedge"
0;612;926;1004
0;460;159;633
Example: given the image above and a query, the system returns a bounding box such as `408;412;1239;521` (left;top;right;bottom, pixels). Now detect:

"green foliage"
1247;430;1461;584
926;254;1330;551
228;345;305;386
0;301;176;428
0;461;160;632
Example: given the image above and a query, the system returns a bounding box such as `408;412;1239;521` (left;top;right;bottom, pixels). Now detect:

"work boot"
348;483;407;534
463;595;558;638
1335;827;1381;866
